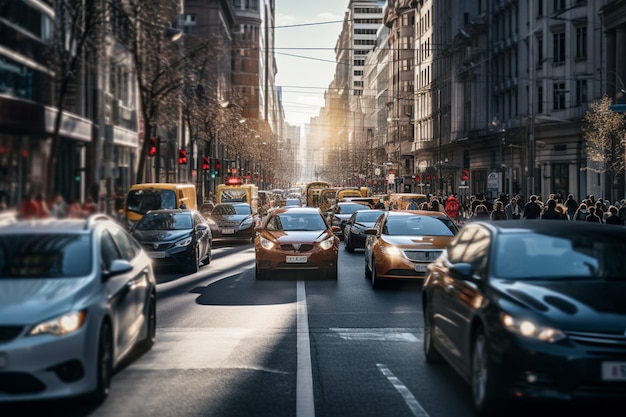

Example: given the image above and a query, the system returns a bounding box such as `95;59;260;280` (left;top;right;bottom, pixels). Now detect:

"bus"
216;178;259;214
304;181;332;208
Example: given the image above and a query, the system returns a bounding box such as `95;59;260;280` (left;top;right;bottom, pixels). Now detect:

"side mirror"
364;228;378;236
448;263;475;281
104;259;133;280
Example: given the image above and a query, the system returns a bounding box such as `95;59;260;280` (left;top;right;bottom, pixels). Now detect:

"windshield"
266;213;327;231
0;234;92;278
493;233;626;280
213;204;251;216
126;189;177;214
136;212;193;230
355;211;384;223
339;204;370;214
384;215;456;236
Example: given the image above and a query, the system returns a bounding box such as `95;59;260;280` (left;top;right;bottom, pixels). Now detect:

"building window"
553;0;566;12
576;79;587;105
354;70;363;76
552;163;569;199
353;59;365;67
553;32;565;63
576;26;587;59
537;85;543;113
553;82;566;110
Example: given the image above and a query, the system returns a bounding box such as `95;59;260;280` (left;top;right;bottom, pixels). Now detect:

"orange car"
254;206;340;280
364;210;458;288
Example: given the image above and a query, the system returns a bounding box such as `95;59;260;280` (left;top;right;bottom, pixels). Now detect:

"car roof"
145;209;197;215
464;219;626;236
0;215;115;235
270;206;321;215
392;210;451;218
215;202;250;207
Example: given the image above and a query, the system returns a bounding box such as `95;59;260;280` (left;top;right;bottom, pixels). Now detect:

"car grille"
566;330;626;349
218;221;240;228
403;250;443;262
280;244;314;252
0;325;23;342
0;372;46;394
141;242;174;251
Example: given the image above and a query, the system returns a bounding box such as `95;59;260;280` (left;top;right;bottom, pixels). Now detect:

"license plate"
147;251;166;259
414;263;429;272
221;228;235;234
602;362;626;381
0;352;6;369
286;255;307;263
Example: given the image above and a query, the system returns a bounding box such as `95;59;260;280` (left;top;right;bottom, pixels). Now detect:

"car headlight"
501;313;566;343
260;236;275;250
380;243;402;256
319;236;335;250
240;218;253;229
175;236;192;247
29;310;87;337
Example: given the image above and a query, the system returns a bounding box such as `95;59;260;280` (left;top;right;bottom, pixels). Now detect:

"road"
4;240;610;417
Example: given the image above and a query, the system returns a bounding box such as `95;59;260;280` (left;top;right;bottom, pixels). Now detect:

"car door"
194;212;210;259
437;225;491;374
100;227;146;355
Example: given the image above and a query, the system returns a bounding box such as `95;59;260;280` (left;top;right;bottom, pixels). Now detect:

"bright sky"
274;0;349;128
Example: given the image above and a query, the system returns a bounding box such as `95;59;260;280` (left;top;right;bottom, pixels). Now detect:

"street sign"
610;104;626;112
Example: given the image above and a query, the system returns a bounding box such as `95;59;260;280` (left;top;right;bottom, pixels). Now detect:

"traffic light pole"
154;135;161;182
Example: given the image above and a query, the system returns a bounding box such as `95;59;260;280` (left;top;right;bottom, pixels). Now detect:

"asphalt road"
3;240;616;417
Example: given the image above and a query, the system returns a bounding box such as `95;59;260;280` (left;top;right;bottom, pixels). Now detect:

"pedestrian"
504;198;521;219
444;194;460;220
605;205;623;225
564;193;578;220
67;197;83;218
407;199;419;210
81;196;97;216
541;199;563;220
467;204;490;222
490;201;507;220
573;203;588;221
18;193;40;219
523;195;542;219
50;193;68;218
585;206;602;223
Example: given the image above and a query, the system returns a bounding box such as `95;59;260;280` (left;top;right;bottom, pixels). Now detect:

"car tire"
327;265;338;280
423;303;444;363
204;244;212;266
471;328;502;416
255;265;267;280
365;255;372;278
138;293;156;352
189;247;200;273
371;259;382;289
344;235;355;253
90;321;113;404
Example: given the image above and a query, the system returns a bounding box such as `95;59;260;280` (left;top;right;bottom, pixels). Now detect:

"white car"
0;215;157;403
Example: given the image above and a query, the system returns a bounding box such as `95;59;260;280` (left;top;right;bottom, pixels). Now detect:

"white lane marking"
297;281;315;417
377;364;430;417
330;328;419;342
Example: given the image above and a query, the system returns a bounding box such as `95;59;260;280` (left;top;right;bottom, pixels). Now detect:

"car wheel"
344;235;354;253
255;264;267;280
138;293;156;352
371;259;382;289
471;328;502;416
204;244;212;266
423;303;444;363
364;254;372;278
90;321;113;404
327;265;338;280
189;247;200;273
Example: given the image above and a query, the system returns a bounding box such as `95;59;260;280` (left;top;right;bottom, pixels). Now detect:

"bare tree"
582;95;626;197
44;0;105;199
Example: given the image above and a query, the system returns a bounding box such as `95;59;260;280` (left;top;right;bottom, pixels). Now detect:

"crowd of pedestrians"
13;193;113;220
463;192;626;225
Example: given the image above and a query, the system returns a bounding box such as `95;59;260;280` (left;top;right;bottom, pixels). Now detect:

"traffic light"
148;137;157;156
462;169;469;181
178;149;187;165
214;159;221;176
202;156;210;170
74;169;81;182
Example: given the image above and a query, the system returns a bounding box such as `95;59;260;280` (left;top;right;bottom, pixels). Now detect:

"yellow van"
122;183;197;227
388;193;428;210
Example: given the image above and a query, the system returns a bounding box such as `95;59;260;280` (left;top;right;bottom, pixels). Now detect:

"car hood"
493;279;626;329
382;235;453;247
211;214;249;223
132;229;191;242
267;230;331;243
0;277;93;324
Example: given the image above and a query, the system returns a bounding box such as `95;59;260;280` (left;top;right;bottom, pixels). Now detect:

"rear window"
0;234;92;278
127;189;177;214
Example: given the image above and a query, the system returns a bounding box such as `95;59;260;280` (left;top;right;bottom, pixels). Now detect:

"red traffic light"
202;156;210;170
148;137;157;156
462;169;469;181
215;160;221;172
178;149;187;165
